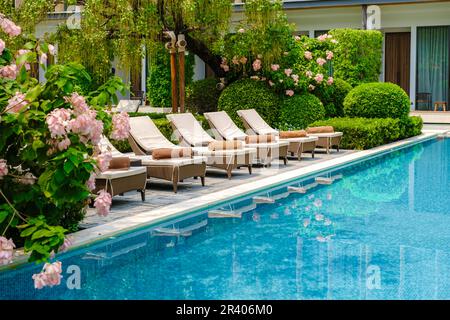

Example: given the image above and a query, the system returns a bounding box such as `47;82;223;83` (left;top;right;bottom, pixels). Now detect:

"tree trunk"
184;33;226;78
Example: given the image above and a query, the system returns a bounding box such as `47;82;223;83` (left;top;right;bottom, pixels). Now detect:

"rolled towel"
306;126;334;134
208;140;243;151
245;134;275;144
152;147;193;160
108;157;131;170
279;130;307;139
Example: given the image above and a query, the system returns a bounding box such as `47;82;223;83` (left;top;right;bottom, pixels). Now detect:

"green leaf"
64;160;75;174
31;229;53;240
0;211;10;224
20;226;37;237
32;139;45;151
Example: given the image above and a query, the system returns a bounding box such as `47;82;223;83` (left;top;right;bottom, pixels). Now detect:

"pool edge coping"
1;132;441;271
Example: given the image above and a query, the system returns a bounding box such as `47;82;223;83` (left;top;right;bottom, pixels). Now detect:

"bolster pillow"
245;134;275;144
152;147;193;160
279;130;307;139
306;126;334;134
208;140;244;151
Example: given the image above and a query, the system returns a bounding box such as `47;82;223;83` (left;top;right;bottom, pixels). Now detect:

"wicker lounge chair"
166;113;256;178
237;108;342;154
203;111;289;165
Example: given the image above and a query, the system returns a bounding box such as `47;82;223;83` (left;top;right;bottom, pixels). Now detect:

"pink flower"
239;56;247;64
111;112;130;141
252;59;262;71
238;28;245;33
327;77;334;85
271;64;279;71
232;56;239;65
46;108;72;138
64;92;89;115
316;58;326;66
48;44;56;55
0;39;5;54
57;137;71;151
304;51;312;60
0;17;21;37
268;80;274;87
6;92;29;113
305;70;313;78
326;50;334;60
0;64;18;79
17;172;36;185
68;110;103;145
294;35;301;41
308;84;315;91
59;237;72;253
39;53;47;65
96;151;112;172
285;90;294;97
0;236;15;265
221;64;229;72
314;73;324;84
317;34;328;42
87;173;96;191
0;159;8;178
291;74;299;82
32;261;63;289
331;39;338;44
284;69;292;77
94;190;112;216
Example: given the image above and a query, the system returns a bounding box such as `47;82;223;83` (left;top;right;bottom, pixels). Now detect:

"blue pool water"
1;137;449;300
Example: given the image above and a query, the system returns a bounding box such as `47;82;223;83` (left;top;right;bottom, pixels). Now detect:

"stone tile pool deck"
81;149;356;228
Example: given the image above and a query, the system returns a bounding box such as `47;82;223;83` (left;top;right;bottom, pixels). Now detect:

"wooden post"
164;31;178;113
177;34;187;113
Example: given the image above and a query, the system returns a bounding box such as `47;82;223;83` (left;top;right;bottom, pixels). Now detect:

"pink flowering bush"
0;15;129;280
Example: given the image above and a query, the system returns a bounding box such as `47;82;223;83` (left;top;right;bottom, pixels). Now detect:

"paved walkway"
81;149;356;228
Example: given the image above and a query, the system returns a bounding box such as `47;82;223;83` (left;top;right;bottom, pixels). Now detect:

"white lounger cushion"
132;155;207;166
97;166;146;180
129;116;175;152
278;136;318;143
308;132;343;138
204;111;247;141
237;109;278;136
166;113;215;147
193;146;257;157
245;140;290;149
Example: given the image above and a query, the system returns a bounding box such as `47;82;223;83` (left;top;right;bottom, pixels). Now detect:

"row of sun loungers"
93;109;343;206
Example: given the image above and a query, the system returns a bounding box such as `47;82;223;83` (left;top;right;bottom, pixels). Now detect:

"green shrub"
313;78;352;117
310;116;422;150
278;93;325;130
186;78;222;114
311;117;400;149
329;28;383;86
218;79;280;127
344;82;410;119
400;116;423;138
146;45;195;108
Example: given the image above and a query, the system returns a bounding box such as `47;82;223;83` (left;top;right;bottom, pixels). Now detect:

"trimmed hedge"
218;79;280;127
313;78;352;117
278;93;325;130
110;113;208;153
187;78;222;114
329;28;383;86
310;116;422;150
344;82;410;119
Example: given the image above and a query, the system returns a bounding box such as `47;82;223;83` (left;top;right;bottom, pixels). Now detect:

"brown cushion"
108;157;131;170
152;147;193;160
306;126;334;134
279;130;307;139
245;134;275;144
208;140;244;151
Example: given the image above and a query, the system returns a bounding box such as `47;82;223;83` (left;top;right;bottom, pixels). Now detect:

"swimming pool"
1;137;449;300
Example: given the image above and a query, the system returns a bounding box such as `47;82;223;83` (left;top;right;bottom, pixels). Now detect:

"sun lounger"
203;111;289;165
100;134;207;193
95;166;147;201
237;108;342;155
116;100;141;112
166;113;256;178
237;109;319;160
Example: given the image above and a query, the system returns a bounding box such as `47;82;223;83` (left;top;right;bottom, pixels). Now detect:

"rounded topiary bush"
186;78;222;114
343;82;410;119
218;79;279;126
314;78;352;117
278;93;326;130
